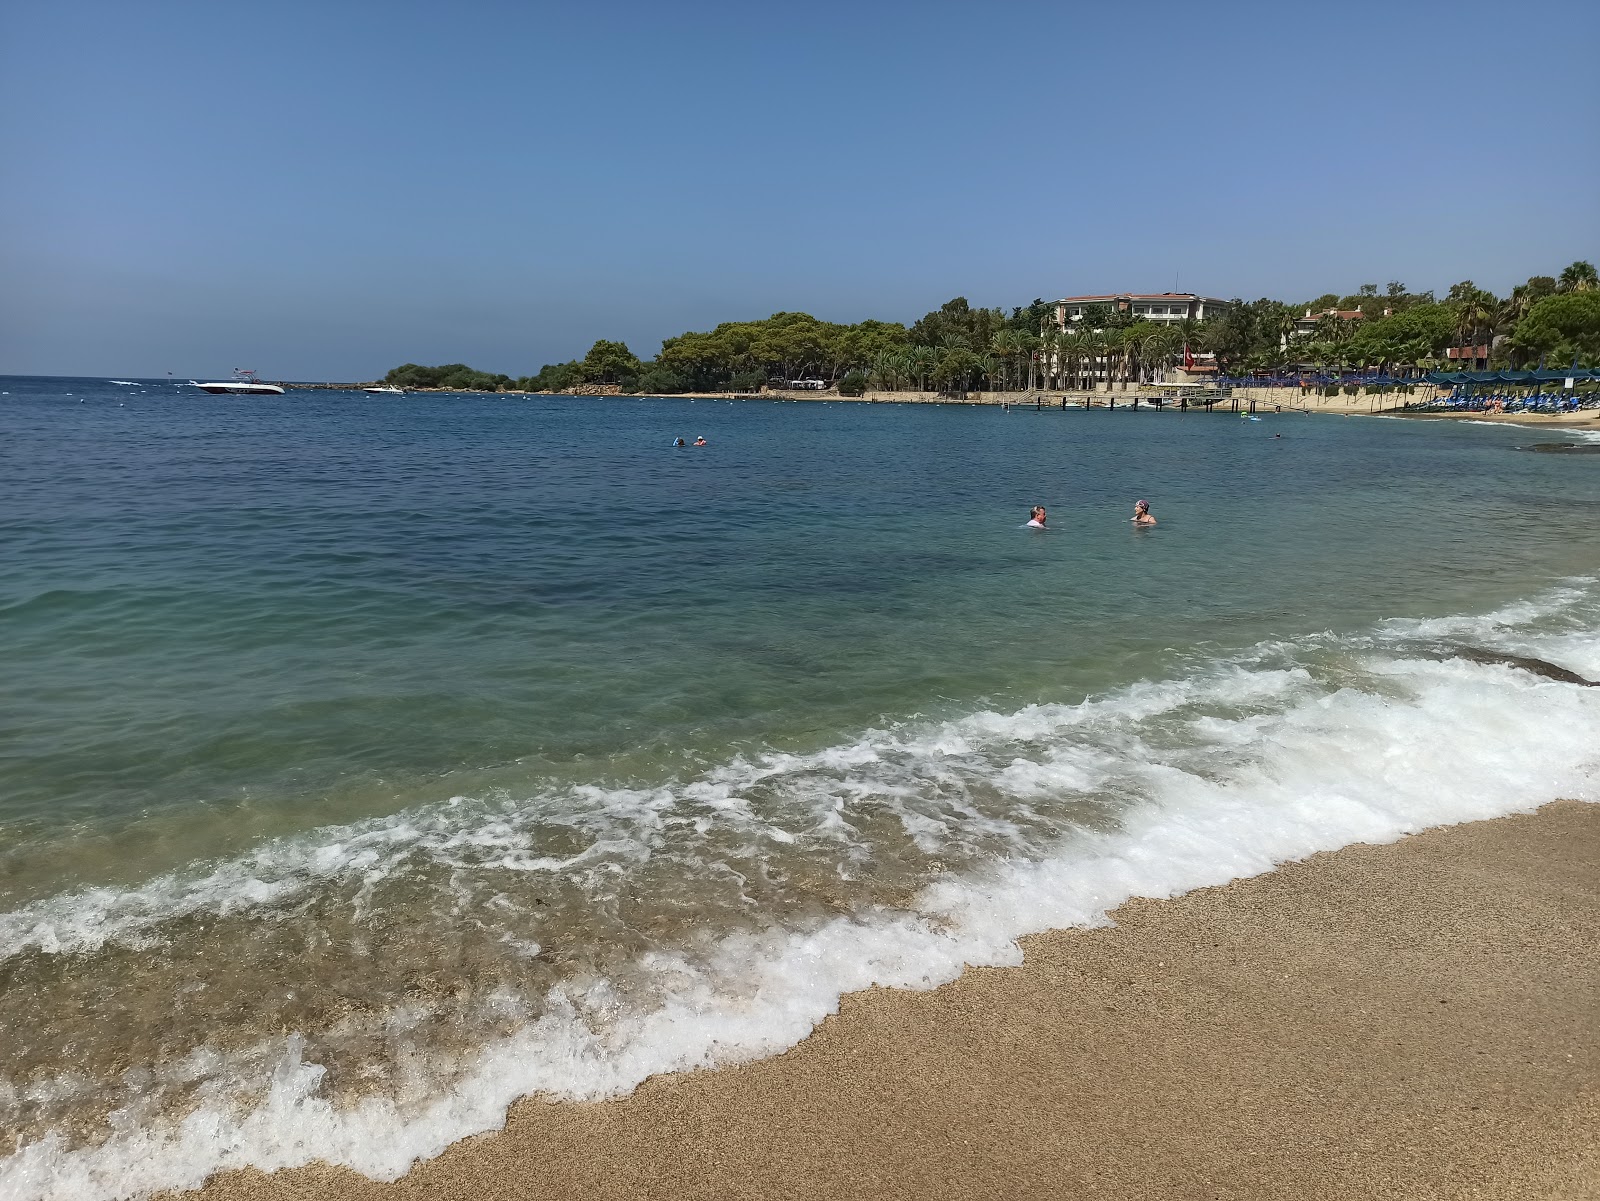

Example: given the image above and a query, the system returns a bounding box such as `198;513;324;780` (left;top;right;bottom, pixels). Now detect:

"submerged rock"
1424;645;1597;686
1519;442;1600;454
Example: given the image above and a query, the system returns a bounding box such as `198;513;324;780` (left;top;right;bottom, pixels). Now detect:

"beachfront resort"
378;262;1600;415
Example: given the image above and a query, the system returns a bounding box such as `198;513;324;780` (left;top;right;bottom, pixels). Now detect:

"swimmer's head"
1030;505;1046;521
1134;499;1149;513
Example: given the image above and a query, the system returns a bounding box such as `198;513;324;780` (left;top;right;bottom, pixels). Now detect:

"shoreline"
282;383;1600;426
187;799;1598;1201
1393;409;1600;429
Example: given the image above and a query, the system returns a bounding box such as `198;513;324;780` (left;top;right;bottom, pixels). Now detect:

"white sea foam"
3;584;1599;1200
1458;417;1600;443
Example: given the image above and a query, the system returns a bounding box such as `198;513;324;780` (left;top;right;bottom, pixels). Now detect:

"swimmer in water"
693;435;708;446
673;437;686;447
1026;505;1047;528
1132;499;1156;526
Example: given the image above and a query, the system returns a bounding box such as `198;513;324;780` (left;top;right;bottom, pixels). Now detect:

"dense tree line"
384;363;515;391
383;260;1599;394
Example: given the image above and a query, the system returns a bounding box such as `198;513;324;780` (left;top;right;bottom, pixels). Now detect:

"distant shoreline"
325;384;1600;424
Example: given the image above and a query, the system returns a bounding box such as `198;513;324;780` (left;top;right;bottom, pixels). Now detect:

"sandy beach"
181;800;1599;1201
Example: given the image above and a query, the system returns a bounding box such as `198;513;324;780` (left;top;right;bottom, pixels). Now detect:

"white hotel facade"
1052;292;1231;329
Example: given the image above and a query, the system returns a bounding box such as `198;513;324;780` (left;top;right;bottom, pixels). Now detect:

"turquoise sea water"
3;375;1599;1198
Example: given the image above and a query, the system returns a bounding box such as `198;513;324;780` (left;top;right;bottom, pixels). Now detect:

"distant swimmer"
693;435;708;446
1132;499;1156;526
673;437;686;446
1026;505;1047;528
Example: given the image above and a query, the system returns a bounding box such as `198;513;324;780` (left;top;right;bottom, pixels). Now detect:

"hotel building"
1052;293;1231;329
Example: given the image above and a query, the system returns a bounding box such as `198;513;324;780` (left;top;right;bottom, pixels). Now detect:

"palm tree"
1315;313;1349;345
1273;309;1298;352
1050;332;1070;389
1017;331;1041;391
1454;290;1499;361
933;348;979;395
1118;327;1142;386
870;352;908;392
1176;316;1200;349
1063;332;1092;390
1506;284;1536;324
1143;328;1181;382
1039;331;1063;389
989;330;1019;392
1088;333;1114;388
1558;260;1598;293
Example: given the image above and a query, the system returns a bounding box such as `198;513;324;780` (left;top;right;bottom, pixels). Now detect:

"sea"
2;375;1598;1199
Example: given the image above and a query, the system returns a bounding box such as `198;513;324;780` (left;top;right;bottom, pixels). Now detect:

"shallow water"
2;377;1598;1198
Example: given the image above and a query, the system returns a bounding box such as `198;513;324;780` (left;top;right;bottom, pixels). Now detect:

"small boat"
191;369;285;395
363;385;405;395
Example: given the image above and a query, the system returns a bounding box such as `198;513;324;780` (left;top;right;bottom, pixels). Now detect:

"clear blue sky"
3;0;1597;379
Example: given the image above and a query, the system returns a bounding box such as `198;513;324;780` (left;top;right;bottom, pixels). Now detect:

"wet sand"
185;801;1599;1201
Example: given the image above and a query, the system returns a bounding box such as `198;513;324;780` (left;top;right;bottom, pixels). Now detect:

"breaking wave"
3;583;1598;1200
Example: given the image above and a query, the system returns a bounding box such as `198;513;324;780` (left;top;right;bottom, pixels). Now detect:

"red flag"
1183;343;1194;369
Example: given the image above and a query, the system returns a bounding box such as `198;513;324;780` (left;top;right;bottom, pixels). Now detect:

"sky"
2;0;1597;380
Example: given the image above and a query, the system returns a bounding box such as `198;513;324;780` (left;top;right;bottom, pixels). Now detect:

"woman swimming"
1026;505;1047;528
1132;499;1156;526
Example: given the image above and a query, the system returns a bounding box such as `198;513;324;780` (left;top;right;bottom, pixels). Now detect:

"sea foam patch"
2;583;1598;1200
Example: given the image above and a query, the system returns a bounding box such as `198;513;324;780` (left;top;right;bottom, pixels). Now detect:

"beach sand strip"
184;800;1599;1201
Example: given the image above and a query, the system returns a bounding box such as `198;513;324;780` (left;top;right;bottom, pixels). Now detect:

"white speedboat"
363;384;405;394
191;370;285;395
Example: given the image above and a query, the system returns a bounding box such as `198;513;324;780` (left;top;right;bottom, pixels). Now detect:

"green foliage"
932;348;980;392
1345;303;1456;361
837;369;869;397
1007;298;1055;334
910;297;1007;348
578;340;643;386
655;312;910;391
1558;260;1598;293
1201;301;1256;368
385;363;512;391
1524;276;1557;301
1074;303;1115;331
630;365;687;395
1507;291;1600;367
518;361;582;392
